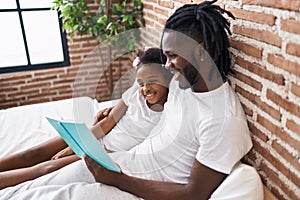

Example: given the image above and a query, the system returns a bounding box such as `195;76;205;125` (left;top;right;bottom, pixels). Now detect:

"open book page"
46;117;120;173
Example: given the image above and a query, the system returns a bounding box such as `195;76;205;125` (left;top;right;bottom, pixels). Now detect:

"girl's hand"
51;147;74;160
93;107;113;125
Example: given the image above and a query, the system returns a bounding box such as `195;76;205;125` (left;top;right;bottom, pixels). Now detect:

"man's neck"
191;75;224;93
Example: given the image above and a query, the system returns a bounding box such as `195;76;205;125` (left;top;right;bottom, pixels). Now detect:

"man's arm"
90;99;127;139
84;156;227;200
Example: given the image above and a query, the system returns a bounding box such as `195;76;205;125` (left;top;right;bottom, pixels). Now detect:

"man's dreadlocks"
162;0;235;81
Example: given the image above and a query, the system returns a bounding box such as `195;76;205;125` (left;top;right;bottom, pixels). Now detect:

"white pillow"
210;162;264;200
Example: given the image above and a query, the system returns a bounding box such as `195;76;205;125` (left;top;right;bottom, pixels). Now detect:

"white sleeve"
196;117;253;174
121;82;139;106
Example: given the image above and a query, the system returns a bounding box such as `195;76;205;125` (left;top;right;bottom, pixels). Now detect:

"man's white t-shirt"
111;79;253;184
102;85;163;152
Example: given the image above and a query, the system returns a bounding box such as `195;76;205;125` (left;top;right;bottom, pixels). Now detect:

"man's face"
161;31;199;89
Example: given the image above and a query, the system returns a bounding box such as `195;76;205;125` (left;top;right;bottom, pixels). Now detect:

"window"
0;0;70;73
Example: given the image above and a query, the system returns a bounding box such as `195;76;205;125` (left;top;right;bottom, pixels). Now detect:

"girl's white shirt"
101;85;163;152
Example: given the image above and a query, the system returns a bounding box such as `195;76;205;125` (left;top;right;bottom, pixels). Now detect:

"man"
84;1;252;199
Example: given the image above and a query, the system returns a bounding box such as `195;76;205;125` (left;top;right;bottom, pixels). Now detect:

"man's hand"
83;155;122;186
51;147;74;160
84;155;226;200
93;107;113;125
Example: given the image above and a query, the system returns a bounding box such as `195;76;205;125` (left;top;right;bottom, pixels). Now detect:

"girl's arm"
90;99;128;139
53;99;128;159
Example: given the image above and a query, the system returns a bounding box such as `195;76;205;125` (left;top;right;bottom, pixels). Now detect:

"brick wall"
140;0;300;199
0;0;299;199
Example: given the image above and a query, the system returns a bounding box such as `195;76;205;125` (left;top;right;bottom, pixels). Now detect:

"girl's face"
136;64;168;108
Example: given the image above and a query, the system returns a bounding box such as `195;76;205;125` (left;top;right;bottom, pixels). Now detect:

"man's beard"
179;64;198;89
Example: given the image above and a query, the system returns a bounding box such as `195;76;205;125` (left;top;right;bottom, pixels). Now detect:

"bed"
0;97;118;158
0;97;264;199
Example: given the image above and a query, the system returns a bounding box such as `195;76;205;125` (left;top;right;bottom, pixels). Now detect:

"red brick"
158;0;174;9
70;35;94;43
267;88;300;119
20;97;51;106
28;92;57;99
176;0;192;4
244;149;258;165
257;114;277;134
7;89;40;98
281;19;300;35
53;79;76;85
286;42;300;57
233;71;263;91
268;54;300;77
260;161;298;200
144;0;157;3
0;80;26;88
4;95;26;102
230;39;263;58
0;86;20;94
259;161;283;195
20;82;51;91
69;55;82;60
143;3;154;10
27;75;58;83
286;119;300;137
41;85;67;93
235;84;257;102
228;8;276;26
82;41;98;48
69;47;95;55
58;88;75;95
236;56;285;85
70;60;84;66
272;140;300;172
0;73;32;81
34;68;66;76
253;137;300;189
254;96;282;121
145;12;158;21
50;95;71;101
145;18;155;26
291;83;300;98
68;43;81;49
248;122;269;142
240;102;253;117
233;25;282;47
273;125;300;154
243;0;300;12
0;102;18;109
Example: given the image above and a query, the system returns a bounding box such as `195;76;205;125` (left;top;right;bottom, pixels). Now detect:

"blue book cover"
46;117;120;173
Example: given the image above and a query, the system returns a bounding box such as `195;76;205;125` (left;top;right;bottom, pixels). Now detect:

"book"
46;117;121;173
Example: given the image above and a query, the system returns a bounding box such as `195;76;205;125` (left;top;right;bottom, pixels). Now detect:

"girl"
0;47;171;189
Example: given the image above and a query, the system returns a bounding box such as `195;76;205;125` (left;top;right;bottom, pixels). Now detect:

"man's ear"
192;43;205;63
192;44;223;85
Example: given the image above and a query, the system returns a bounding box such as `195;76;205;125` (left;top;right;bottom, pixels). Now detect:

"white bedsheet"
0;97;263;200
0;159;263;200
0;97;117;158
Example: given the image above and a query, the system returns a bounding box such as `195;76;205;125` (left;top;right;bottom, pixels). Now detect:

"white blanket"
0;97;263;200
0;97;117;158
0;159;263;200
0;160;140;200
